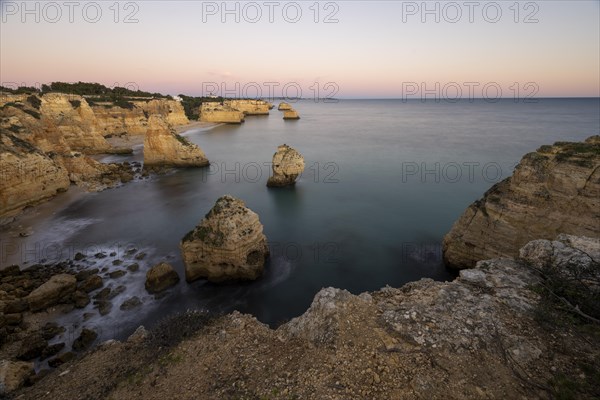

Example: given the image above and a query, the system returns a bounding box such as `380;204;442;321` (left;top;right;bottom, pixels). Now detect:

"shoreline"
104;120;218;149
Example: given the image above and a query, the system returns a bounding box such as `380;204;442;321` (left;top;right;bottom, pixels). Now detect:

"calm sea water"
2;98;599;340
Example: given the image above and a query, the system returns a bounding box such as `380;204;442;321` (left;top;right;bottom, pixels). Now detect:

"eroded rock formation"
278;102;292;111
143;116;209;168
145;263;180;294
180;195;269;282
225;100;271;115
267;144;305;187
199;103;245;124
443;136;600;269
283;109;300;120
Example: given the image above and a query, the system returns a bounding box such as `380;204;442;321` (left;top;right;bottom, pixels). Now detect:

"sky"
1;0;599;98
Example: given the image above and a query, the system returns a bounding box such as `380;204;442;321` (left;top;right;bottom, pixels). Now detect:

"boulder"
443;136;600;269
267;144;305;187
72;328;97;352
0;360;34;395
17;334;48;360
26;274;77;312
145;263;180;294
181;195;270;282
144;115;209;168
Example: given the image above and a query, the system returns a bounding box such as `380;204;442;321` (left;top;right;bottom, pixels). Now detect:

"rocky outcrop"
443;136;600;269
145;263;180;294
225;100;271;115
26;274;77;312
199;103;245;124
267;144;305;187
138;99;189;126
180;195;270;282
0;130;70;218
278;102;293;111
283;109;300;120
143;115;209;168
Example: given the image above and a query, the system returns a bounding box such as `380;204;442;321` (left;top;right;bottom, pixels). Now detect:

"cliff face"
91;105;148;136
138;99;189;126
0;131;70;218
224;100;271;115
443;136;600;269
199;103;245;124
0;95;134;217
143;115;209;168
39;94;113;154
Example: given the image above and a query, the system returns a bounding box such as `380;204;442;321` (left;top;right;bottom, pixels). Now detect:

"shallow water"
2;98;599;341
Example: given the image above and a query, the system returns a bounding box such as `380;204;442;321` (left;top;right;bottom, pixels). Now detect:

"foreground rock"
0;360;33;395
181;195;270;282
15;236;600;399
443;136;600;269
145;263;180;294
143;116;209;168
26;274;77;312
267;144;305;187
199;103;245;124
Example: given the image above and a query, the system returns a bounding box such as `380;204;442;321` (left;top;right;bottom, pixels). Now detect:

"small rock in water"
41;322;65;340
135;252;147;260
108;270;126;279
145;263;179;294
17;334;48;360
74;252;85;261
109;252;117;257
126;263;140;272
112;259;122;266
94;253;107;259
95;300;112;316
120;296;142;311
40;343;65;360
72;328;97;352
73;291;90;308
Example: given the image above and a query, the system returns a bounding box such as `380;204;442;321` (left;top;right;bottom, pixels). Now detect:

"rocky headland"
267;144;305;187
180;195;270;283
443;136;600;269
224;99;271;116
199;103;245;124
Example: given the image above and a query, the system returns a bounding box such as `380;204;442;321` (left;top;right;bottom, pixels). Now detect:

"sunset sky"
1;0;599;98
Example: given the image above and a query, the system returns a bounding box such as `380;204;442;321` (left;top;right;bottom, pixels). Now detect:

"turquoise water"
1;98;599;338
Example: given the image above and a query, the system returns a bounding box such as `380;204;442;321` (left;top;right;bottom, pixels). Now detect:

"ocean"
2;98;599;341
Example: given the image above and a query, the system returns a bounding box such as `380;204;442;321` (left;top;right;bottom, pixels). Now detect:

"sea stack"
267;144;305;187
283;109;300;120
278;102;293;111
143;115;209;168
180;195;270;283
443;135;600;269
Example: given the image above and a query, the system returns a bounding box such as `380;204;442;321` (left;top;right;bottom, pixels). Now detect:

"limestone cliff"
38;94;113;154
267;144;305;187
143;116;209;168
91;105;148;136
224;100;271;115
199;103;245;124
180;195;269;282
443;136;600;269
0;130;70;218
138;99;189;126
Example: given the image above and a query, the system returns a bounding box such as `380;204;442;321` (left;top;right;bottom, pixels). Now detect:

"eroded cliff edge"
443;135;600;269
11;235;600;399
